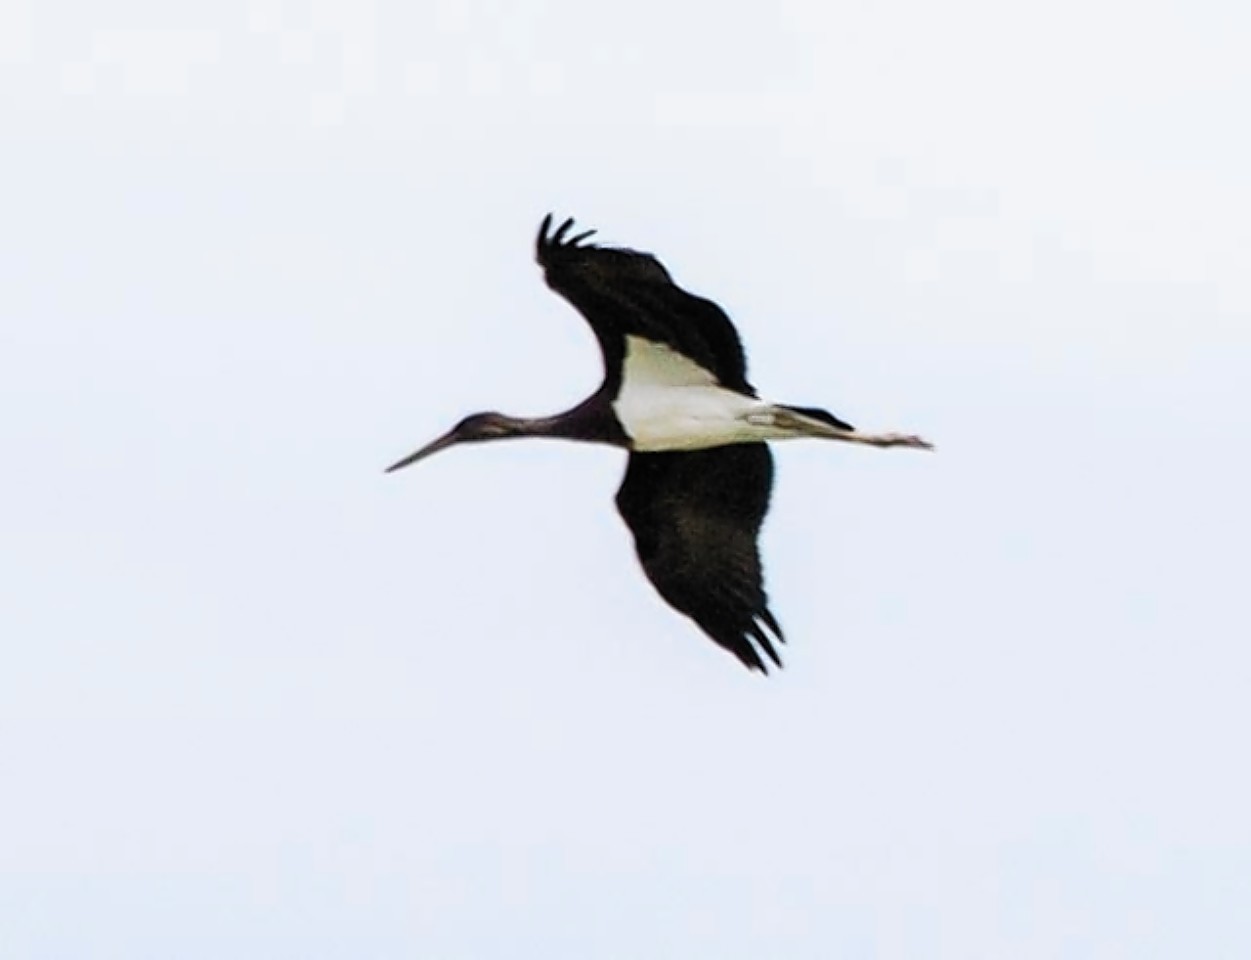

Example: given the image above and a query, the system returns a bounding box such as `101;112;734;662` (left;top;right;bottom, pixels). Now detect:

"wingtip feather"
759;608;785;644
748;621;783;670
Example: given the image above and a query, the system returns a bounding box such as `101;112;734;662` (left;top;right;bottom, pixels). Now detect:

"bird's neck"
510;397;628;445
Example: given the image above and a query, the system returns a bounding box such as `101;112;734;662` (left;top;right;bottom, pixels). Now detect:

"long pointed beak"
384;431;458;473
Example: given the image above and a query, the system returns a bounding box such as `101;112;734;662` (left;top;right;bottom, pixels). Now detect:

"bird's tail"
776;405;855;432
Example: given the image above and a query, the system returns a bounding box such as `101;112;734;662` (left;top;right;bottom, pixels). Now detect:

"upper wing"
535;215;754;394
614;443;784;672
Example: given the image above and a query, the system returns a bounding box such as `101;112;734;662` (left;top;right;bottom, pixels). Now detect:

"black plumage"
386;215;931;672
536;214;755;394
615;444;782;671
537;216;780;669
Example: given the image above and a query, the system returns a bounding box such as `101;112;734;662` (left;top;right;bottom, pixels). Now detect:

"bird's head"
385;412;520;473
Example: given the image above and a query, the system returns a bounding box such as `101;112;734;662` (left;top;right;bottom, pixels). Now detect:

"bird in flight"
387;215;931;672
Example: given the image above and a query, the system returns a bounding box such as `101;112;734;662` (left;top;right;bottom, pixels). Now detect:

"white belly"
611;335;795;452
613;384;782;452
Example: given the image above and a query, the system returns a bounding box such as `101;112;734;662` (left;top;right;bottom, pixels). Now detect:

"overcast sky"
2;1;1249;957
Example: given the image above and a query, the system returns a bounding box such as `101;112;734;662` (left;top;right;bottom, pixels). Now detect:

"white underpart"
612;336;801;452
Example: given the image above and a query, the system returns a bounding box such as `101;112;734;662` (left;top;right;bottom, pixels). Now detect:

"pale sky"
2;1;1249;957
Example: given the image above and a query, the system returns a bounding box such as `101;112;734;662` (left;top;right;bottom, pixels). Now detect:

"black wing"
535;214;755;394
615;444;785;672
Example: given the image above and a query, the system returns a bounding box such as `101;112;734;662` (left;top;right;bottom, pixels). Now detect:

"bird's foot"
874;432;934;450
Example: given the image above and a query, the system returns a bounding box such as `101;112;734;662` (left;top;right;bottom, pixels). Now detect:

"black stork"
387;215;932;672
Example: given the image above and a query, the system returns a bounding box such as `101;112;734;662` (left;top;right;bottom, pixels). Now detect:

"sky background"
2;1;1250;956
